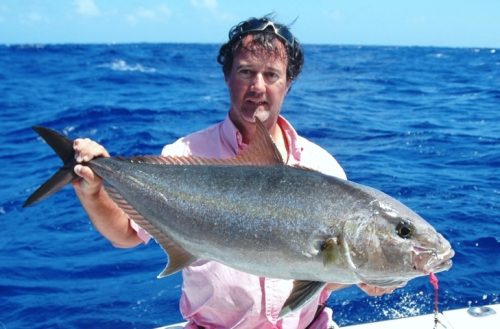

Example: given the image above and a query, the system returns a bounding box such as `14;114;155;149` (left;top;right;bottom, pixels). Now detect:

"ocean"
0;43;498;328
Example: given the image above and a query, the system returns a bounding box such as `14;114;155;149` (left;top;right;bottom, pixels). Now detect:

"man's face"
226;35;290;138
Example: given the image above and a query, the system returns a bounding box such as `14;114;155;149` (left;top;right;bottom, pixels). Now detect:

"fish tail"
23;126;78;207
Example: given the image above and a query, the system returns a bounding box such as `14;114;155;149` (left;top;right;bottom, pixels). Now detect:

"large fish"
24;120;454;316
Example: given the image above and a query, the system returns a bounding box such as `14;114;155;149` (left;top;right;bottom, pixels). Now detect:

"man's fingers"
358;283;396;296
74;164;94;181
74;138;109;163
73;164;103;196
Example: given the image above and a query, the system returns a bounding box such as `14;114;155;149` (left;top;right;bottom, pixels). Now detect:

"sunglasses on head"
229;18;295;48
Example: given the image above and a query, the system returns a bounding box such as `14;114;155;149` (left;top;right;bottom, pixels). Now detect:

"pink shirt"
137;115;346;328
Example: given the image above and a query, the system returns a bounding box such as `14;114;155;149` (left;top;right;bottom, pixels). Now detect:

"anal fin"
279;280;327;318
105;186;197;277
157;239;197;278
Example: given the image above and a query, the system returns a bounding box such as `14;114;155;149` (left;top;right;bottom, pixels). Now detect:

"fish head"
342;190;454;287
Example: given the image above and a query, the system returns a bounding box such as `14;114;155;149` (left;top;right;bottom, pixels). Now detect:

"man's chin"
254;111;270;123
240;114;256;124
232;107;271;126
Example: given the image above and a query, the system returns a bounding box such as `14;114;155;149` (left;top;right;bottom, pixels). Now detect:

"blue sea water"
0;43;499;328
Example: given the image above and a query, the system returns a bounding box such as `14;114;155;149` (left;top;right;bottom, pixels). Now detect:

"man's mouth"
245;99;267;106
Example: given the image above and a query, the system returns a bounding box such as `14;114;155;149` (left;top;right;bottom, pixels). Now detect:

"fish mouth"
412;246;455;274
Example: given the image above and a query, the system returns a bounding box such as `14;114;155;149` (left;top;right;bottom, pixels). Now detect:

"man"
73;16;399;328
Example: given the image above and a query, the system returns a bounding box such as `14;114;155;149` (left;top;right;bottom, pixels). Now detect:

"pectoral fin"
279;280;327;318
321;237;340;267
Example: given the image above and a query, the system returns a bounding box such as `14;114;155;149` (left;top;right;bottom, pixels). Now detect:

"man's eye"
265;72;279;82
238;69;252;77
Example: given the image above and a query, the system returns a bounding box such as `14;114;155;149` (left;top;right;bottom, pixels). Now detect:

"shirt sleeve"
297;136;348;180
161;137;191;157
130;218;151;244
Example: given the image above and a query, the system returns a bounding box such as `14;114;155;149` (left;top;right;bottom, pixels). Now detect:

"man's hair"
217;16;304;82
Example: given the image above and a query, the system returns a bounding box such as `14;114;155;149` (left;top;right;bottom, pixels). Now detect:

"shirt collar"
276;115;303;164
220;114;243;155
220;113;303;164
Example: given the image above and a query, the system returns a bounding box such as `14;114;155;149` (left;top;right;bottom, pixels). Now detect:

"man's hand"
72;138;109;196
357;282;407;296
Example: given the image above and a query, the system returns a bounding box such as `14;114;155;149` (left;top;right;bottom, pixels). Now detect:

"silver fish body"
91;158;453;286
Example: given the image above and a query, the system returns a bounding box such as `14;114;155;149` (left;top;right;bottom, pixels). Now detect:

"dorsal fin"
232;118;284;165
105;186;196;277
117;118;284;167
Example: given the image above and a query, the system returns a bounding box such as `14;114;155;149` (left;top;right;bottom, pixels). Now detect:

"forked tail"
23;126;78;207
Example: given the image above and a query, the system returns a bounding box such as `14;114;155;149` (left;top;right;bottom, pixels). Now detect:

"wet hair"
217;16;304;82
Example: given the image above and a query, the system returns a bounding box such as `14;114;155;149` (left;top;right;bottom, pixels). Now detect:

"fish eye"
396;221;413;239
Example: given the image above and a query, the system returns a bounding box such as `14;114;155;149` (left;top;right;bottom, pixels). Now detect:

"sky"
0;0;499;48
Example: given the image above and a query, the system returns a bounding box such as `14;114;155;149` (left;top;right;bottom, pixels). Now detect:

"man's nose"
250;73;266;92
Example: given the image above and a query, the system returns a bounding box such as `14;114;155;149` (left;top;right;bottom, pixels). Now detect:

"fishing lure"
429;272;447;329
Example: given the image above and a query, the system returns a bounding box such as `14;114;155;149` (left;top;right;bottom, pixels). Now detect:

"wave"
98;59;157;73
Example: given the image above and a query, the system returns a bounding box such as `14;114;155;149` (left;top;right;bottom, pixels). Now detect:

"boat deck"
158;303;498;328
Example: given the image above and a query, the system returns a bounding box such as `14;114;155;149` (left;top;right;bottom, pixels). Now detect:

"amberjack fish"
24;120;454;317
